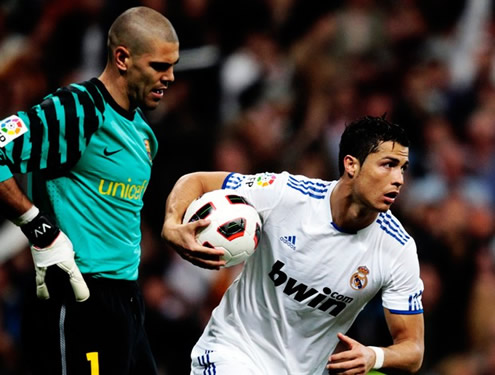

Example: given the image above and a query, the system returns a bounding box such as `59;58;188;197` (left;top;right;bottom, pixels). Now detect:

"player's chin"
373;200;392;212
143;100;161;110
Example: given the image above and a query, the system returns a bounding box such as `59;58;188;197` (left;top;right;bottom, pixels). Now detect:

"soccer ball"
183;189;262;268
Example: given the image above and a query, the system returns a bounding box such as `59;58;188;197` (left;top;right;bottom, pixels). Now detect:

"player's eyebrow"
150;58;180;71
383;156;400;163
382;156;409;166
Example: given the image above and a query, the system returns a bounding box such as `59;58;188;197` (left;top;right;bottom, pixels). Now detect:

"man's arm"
0;176;90;302
0;177;33;219
161;171;229;269
380;310;424;372
0;82;104;301
327;311;423;374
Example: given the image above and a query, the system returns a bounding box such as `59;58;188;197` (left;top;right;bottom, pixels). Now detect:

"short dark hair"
107;7;178;58
338;115;410;176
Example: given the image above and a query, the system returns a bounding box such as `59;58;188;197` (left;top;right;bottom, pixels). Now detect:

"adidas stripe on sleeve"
0;80;105;177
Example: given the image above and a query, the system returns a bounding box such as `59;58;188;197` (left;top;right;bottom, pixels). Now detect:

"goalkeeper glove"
16;206;90;302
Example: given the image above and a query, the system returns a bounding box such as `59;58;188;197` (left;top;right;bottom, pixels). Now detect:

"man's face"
352;141;409;212
126;39;179;110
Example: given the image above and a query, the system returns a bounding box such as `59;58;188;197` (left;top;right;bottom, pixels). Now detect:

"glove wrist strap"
20;210;61;248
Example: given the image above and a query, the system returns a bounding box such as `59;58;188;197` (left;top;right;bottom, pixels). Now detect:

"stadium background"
0;0;495;374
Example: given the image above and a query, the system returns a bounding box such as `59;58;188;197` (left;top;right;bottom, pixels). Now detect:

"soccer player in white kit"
162;116;424;374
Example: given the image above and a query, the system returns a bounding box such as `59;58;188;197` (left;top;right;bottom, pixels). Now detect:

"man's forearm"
380;339;424;373
382;309;424;373
163;172;227;230
0;177;33;220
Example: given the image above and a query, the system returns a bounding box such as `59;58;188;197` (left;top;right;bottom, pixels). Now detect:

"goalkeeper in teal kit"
0;7;179;375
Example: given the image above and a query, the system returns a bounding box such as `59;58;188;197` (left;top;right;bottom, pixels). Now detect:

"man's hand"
17;207;90;302
326;333;376;374
162;218;226;270
30;231;90;302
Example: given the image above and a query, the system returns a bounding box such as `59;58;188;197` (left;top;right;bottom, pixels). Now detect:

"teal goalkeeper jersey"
0;78;158;280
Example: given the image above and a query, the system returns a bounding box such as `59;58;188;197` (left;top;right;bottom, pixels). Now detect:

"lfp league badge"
0;115;28;148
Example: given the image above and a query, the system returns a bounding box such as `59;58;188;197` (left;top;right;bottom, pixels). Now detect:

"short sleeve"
381;240;424;314
0;80;104;176
0;164;13;182
222;172;288;218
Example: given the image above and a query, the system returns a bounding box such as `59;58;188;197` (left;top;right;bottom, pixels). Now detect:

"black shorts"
21;267;158;375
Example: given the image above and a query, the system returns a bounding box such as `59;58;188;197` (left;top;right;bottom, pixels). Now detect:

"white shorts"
191;347;261;375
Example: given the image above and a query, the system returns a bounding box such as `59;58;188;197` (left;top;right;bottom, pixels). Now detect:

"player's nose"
392;169;404;187
161;69;174;85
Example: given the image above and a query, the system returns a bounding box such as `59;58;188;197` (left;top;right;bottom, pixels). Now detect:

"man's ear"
114;46;130;72
343;155;359;178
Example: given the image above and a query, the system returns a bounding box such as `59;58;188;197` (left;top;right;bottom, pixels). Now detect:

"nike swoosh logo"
103;148;123;157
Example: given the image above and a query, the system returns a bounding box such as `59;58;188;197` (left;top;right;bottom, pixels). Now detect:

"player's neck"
98;69;131;111
330;179;378;232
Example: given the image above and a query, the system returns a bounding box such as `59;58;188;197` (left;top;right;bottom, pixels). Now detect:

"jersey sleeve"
381;239;424;314
0;80;105;177
222;172;288;219
0;164;13;182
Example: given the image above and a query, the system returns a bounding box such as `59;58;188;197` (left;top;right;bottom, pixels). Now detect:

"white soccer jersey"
191;172;424;375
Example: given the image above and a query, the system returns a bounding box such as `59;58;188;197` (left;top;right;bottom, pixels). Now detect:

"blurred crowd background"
0;0;495;374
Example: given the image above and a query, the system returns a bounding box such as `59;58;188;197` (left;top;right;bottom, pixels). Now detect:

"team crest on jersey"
350;266;369;290
0;115;28;148
256;173;276;187
144;139;152;163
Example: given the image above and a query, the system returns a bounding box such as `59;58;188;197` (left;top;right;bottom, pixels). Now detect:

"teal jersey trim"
0;78;158;280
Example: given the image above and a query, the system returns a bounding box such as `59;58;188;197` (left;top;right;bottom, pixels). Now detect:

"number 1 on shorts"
86;352;99;375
